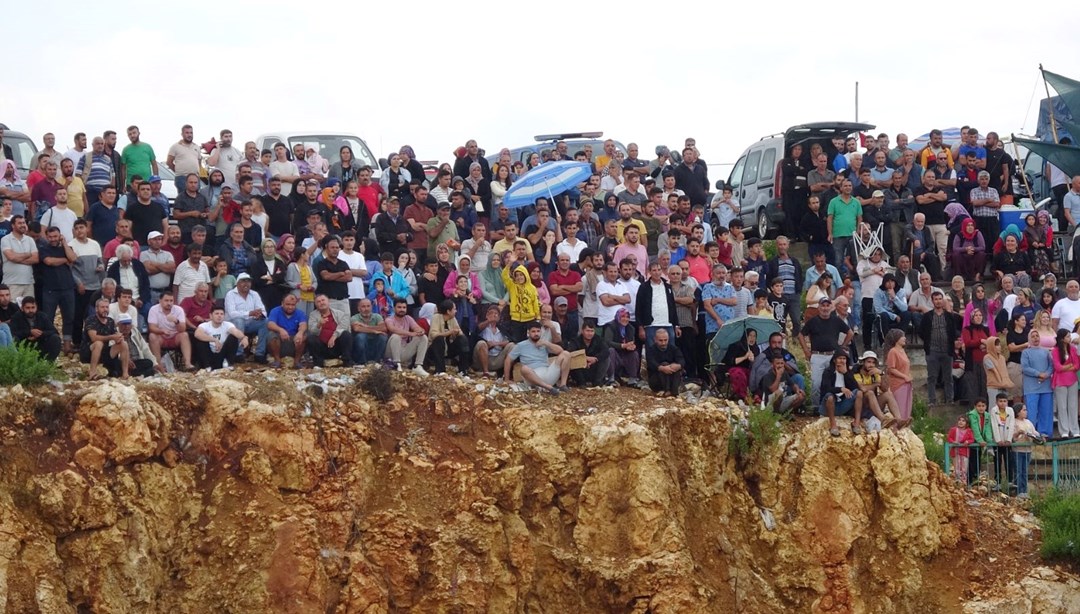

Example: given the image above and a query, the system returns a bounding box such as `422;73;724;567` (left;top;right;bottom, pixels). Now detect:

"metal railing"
944;438;1080;495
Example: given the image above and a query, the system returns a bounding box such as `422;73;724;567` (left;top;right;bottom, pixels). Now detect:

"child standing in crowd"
212;259;236;300
966;398;995;486
990;393;1016;491
1011;404;1042;498
947;415;975;484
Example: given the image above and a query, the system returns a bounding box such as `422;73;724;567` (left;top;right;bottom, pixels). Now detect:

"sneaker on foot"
412;365;430;377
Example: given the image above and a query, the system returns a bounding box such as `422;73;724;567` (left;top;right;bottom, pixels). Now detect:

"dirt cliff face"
0;371;1067;613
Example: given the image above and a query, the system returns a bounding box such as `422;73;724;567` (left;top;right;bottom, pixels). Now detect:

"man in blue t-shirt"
505;321;572;394
266;294;307;368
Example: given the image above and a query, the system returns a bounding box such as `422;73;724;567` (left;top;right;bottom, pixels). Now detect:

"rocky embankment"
0;370;1075;613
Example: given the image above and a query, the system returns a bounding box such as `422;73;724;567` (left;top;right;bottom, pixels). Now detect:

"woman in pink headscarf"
0;160;30;216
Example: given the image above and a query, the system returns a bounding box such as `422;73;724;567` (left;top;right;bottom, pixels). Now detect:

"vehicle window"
287;135;377;169
760;148;777;182
742;150;762;185
7;137;38;174
727;156;747;190
1024;152;1044;176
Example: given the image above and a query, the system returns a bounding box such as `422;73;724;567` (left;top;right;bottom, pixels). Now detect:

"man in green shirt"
826;178;862;271
121;125;158;188
426;202;460;261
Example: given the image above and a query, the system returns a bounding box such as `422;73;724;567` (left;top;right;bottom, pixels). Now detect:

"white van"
255;131;381;180
723;121;874;238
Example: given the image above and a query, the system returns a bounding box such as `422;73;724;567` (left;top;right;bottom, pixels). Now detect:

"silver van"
723;121;874;238
0;124;40;175
255;131;381;179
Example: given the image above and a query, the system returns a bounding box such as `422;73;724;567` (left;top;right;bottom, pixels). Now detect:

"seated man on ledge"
9;297;62;361
819;350;863;437
81;297;130;379
646;328;684;397
504;320;571;395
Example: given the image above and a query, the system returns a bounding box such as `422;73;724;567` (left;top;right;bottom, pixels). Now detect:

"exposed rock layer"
0;373;1072;613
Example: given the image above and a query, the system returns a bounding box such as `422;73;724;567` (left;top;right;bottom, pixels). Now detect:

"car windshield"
287;135;377;169
5;135;38;174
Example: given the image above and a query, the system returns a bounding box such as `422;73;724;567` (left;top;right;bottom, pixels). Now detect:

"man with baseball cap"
800;295;853;406
141;230;176;305
223;272;269;363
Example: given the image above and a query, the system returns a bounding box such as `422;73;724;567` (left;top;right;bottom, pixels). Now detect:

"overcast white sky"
5;1;1078;179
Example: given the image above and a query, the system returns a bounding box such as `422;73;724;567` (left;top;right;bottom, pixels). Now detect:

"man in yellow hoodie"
503;251;540;342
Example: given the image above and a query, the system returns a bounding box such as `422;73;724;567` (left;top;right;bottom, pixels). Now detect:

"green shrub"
0;342;61;387
729;406;784;460
1031;489;1080;562
911;399;947;470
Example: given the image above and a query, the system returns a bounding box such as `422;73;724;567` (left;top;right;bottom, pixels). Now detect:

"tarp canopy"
1012;135;1080;178
1036;69;1080;143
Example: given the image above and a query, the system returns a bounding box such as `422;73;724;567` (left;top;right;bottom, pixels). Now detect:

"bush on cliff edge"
1032;488;1080;562
0;342;60;387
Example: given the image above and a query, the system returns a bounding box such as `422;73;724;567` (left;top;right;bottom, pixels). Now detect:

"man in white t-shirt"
1052;280;1080;331
555;219;586;262
459;222;492;271
193;304;249;370
171;244;210;302
40;187;79;240
269;143;300;195
338;231;368;309
596;261;630;328
208;129;242;185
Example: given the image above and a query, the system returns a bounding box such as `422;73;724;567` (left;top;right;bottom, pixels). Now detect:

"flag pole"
1009;135;1034;205
1041;64;1060;143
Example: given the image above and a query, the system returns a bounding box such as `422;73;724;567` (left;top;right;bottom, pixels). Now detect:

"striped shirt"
76;153;115;188
970;186;1000;218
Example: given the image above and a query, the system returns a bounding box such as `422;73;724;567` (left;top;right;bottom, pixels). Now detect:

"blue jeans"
1013;451;1031;495
0;323;11;347
819;392;856;416
352;333;387;365
230;317;269;356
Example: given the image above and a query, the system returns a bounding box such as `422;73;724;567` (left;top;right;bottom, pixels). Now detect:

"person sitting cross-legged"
473;304;514;377
193;303;249;370
80;297;130;379
306;294;352;368
761;349;807;413
567;321;611;387
350;297;387;366
116;314;158;377
646;328;685;397
504;320;572;394
266;294;308;369
224;272;269;363
9;297;62;362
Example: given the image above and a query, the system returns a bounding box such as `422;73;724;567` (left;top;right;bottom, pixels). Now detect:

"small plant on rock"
359;367;395;402
0;342;61;387
728;406;783;461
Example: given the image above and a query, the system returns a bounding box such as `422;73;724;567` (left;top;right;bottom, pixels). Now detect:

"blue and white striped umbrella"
502;160;592;209
907;127;985;152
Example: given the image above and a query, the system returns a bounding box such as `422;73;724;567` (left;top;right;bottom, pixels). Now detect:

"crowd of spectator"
1;125;1080;428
